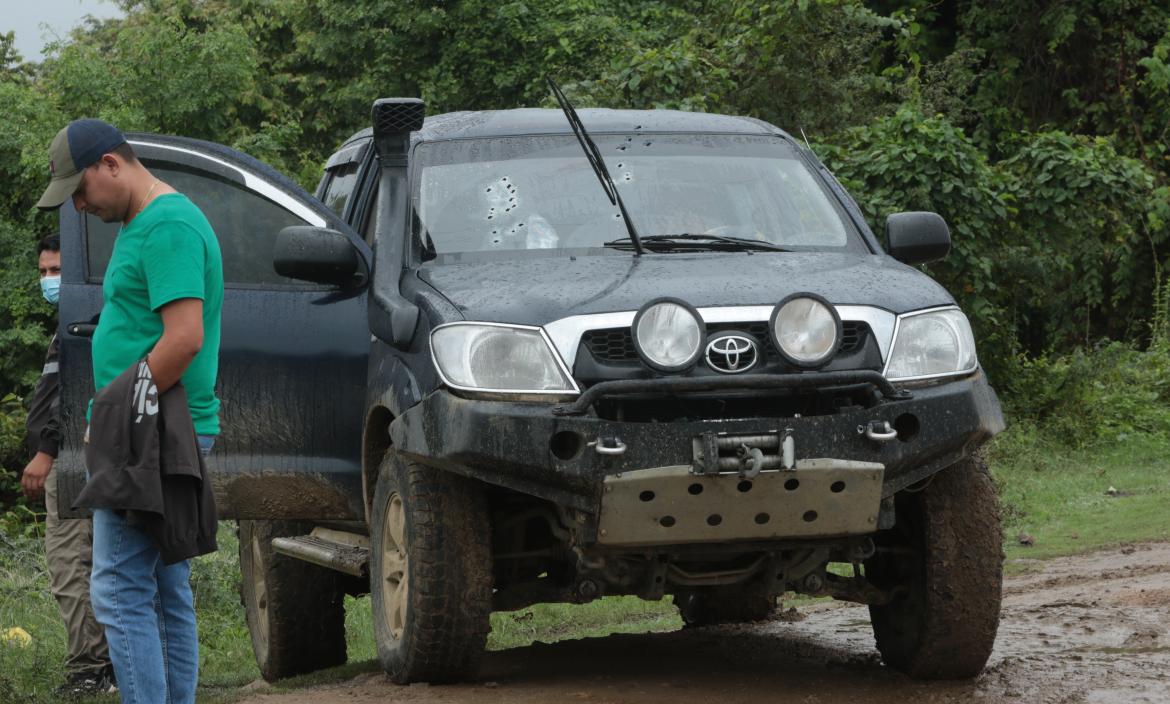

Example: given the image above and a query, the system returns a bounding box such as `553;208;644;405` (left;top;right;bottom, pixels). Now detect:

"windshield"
412;134;864;259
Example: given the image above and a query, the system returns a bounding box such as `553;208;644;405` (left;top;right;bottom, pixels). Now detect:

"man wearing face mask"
22;232;115;697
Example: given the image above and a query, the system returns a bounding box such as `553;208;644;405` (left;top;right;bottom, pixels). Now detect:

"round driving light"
632;298;704;372
770;294;841;368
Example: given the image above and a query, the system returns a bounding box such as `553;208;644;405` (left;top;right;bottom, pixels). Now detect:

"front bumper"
388;370;1004;515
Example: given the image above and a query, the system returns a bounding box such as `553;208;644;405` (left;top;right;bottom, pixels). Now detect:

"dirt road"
239;543;1170;704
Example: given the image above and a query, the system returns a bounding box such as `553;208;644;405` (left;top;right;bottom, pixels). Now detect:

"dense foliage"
3;0;1170;506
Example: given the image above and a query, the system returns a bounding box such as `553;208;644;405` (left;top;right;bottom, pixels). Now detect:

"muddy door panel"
55;136;371;519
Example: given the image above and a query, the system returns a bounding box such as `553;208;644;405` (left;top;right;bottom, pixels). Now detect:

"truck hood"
416;251;955;326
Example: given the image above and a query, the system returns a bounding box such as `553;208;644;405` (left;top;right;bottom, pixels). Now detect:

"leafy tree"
1001;132;1164;349
910;1;1170;171
0;31;35;85
569;0;900;134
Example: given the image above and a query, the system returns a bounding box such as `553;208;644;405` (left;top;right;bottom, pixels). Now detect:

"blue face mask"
40;275;61;306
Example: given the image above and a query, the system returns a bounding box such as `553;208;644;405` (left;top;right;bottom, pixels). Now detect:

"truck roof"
340;108;789;148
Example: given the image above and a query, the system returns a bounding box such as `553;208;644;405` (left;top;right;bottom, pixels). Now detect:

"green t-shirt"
91;193;224;435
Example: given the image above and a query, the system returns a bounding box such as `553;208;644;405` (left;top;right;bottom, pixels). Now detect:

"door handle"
67;322;97;338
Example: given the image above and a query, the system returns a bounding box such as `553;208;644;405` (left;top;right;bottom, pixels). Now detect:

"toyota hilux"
54;93;1005;686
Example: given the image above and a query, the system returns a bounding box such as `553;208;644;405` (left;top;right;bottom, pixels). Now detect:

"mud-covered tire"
674;579;776;626
238;520;347;681
865;456;1003;679
369;453;492;684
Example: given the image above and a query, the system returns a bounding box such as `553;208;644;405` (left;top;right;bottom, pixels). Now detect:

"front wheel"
369;453;493;683
865;457;1003;679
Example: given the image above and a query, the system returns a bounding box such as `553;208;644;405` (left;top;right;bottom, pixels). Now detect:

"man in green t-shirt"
37;118;223;704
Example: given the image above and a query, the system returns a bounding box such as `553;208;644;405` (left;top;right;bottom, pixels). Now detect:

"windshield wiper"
603;233;790;253
546;76;645;255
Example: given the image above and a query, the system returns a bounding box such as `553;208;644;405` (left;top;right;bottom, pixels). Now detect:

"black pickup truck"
55;98;1005;685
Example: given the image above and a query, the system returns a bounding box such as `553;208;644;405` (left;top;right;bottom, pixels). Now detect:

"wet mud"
237;542;1170;704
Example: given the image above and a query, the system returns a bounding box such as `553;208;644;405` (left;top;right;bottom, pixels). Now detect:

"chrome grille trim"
543;305;896;369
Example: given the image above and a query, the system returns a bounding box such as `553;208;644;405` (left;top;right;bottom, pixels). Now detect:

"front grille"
582;328;637;362
582;321;869;364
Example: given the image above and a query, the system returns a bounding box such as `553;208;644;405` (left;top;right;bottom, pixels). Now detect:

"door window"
86;164;311;287
322;162;360;216
361;175;381;245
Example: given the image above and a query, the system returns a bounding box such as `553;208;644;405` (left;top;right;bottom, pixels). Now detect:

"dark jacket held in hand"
74;359;217;564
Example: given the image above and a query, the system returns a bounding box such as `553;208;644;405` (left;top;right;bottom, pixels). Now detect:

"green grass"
341;590;680;659
987;425;1170;563
2;426;1169;702
0;522;72;703
486;596;681;649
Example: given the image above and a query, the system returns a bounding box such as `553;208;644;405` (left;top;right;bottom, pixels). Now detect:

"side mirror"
886;212;951;265
274;226;366;287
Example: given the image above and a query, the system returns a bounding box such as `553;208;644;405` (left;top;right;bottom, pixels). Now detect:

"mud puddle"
237;543;1170;704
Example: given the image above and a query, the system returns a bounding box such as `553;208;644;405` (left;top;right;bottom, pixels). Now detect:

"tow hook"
736;444;765;479
737;427;794;477
589;435;627;456
862;420;897;443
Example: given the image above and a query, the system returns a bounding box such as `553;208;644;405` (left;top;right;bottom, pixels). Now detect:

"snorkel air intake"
369;98;425;348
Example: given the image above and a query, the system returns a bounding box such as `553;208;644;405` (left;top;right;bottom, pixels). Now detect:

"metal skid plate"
597;459;885;547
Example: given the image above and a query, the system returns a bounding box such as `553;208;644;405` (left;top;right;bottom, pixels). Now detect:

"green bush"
0;394;34;517
1003;341;1170;447
0;216;52;513
1001;132;1164;349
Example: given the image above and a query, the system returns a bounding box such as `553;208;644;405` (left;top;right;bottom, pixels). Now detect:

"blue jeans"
90;435;214;704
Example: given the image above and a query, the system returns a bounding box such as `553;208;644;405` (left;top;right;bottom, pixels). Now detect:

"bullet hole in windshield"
484;175;520;223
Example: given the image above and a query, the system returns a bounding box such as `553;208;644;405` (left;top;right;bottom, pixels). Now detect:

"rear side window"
86;164;309;287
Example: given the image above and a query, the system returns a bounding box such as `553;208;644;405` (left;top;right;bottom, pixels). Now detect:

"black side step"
271;528;370;577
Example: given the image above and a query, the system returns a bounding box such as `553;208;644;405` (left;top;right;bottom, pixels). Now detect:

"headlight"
770;294;840;368
431;323;578;395
884;308;978;381
632;298;704;372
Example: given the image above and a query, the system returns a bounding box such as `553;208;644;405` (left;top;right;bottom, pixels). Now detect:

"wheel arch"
363;405;396;525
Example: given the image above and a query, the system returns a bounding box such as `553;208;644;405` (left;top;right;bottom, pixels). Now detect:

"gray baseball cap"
37;119;127;210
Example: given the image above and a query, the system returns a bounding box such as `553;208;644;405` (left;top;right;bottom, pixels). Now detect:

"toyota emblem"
705;334;759;374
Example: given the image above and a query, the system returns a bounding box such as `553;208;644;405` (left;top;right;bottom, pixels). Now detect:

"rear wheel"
238;520;347;681
369;453;492;683
865;457;1003;679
